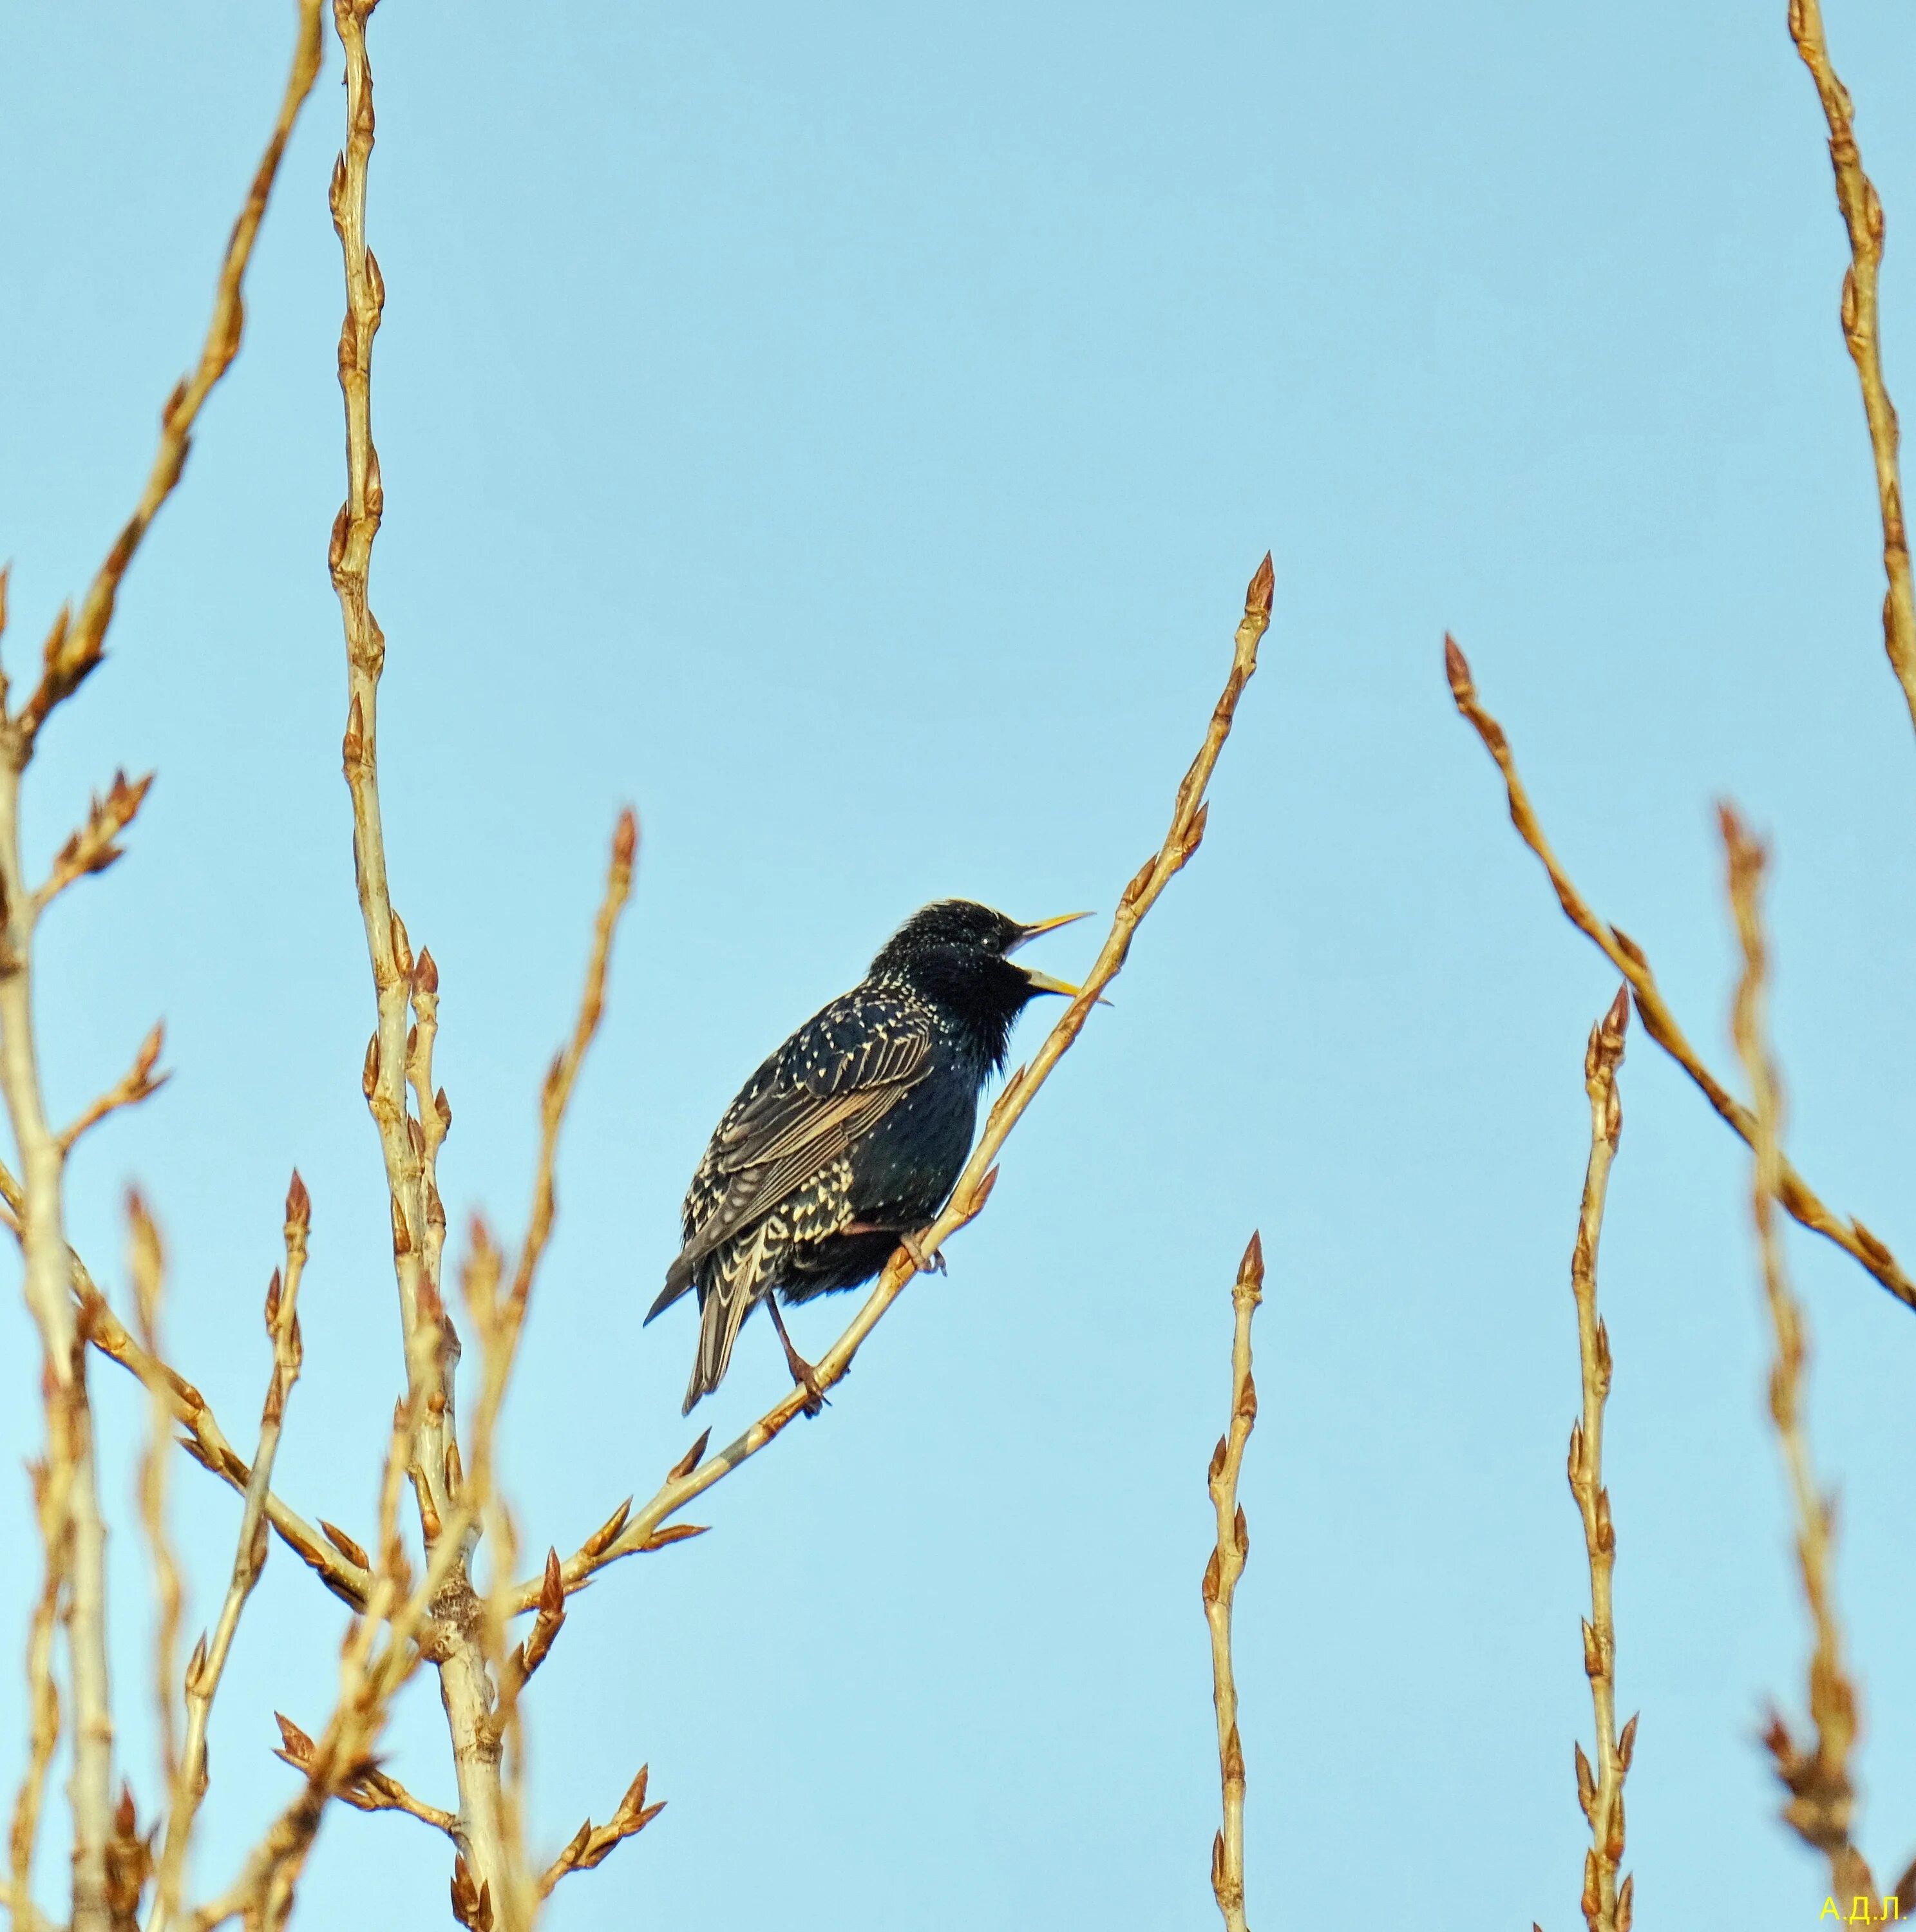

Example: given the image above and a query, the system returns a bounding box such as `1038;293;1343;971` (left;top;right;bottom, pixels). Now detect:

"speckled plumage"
648;900;1081;1413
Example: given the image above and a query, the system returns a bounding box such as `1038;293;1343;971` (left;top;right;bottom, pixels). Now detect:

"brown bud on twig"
450;1857;493;1932
272;1712;316;1772
612;806;639;869
413;945;439;996
389;911;413;981
582;1499;631;1559
1575;1741;1596;1823
1245;551;1275;620
668;1430;712;1482
320;1520;371;1570
1119;852;1157;909
285;1168;312;1234
361;1032;379;1099
638;1523;708;1553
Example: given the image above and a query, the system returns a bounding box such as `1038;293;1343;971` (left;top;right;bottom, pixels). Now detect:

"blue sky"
3;2;1915;1926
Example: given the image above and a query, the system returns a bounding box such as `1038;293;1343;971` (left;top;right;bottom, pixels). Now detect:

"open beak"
1010;912;1108;1003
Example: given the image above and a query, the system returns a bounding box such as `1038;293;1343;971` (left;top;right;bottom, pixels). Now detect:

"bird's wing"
663;990;934;1287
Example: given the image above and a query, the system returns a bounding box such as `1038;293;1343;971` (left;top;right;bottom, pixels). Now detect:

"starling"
647;899;1088;1414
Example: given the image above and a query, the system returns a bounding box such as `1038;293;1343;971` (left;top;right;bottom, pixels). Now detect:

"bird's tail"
681;1223;776;1415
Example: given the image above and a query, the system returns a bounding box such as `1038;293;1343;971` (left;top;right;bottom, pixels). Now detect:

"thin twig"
147;1174;312;1932
269;1716;458;1841
37;770;155;912
1445;634;1915;1314
79;1269;370;1612
12;3;324;748
1786;0;1915;737
323;1;535;1916
1202;1233;1262;1932
128;1198;184;1797
57;1022;167;1155
0;598;117;1932
0;10;322;1924
534;1767;664;1902
515;551;1274;1615
7;1452;71;1932
1566;990;1635;1932
186;1489;482;1932
474;810;637;1851
1722;806;1874;1904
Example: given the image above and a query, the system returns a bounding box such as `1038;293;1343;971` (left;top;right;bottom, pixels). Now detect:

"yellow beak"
1014;909;1094;945
1019;966;1086;999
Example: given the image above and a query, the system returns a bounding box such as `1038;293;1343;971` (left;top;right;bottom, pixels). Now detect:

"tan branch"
1445;634;1915;1314
57;1022;167;1156
1786;0;1915;737
502;809;636;1354
533;1767;664;1903
185;1496;482;1932
38;771;155;911
269;1716;458;1841
148;1175;312;1932
1202;1233;1262;1932
1722;806;1873;1902
0;611;117;1932
78;1267;370;1613
127;1200;184;1795
12;3;324;748
1566;990;1635;1932
515;551;1273;1615
8;1452;72;1932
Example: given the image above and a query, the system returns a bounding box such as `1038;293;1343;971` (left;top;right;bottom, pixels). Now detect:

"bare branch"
1722;806;1873;1902
1565;990;1634;1932
7;1454;71;1932
57;1022;167;1156
1786;0;1915;737
12;3;325;748
149;1173;312;1932
535;1766;665;1902
269;1716;458;1842
1202;1233;1262;1932
1446;634;1916;1314
77;1262;370;1613
517;551;1274;1614
502;808;636;1355
127;1198;184;1792
38;770;155;911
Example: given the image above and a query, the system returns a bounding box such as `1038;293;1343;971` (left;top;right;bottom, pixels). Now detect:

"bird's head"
869;900;1090;1060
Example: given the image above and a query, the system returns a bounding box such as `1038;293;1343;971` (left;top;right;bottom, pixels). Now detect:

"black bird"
647;899;1088;1414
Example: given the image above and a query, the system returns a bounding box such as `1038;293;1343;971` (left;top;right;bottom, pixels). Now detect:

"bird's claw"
899;1231;946;1276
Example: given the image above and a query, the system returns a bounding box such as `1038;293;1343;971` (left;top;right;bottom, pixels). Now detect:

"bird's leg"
765;1296;828;1417
844;1219;949;1276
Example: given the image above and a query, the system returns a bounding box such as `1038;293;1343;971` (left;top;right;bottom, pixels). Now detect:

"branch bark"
1722;806;1874;1903
1786;0;1915;739
1566;990;1635;1932
147;1175;312;1932
1446;634;1915;1314
1202;1233;1262;1932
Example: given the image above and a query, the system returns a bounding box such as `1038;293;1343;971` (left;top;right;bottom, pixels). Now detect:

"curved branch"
1446;634;1916;1314
515;551;1275;1615
1787;0;1915;738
